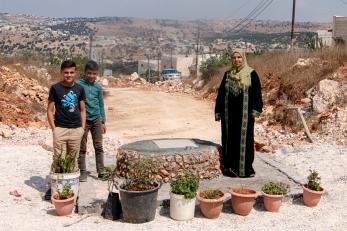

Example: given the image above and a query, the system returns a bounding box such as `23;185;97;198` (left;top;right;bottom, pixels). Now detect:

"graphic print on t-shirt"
61;90;78;112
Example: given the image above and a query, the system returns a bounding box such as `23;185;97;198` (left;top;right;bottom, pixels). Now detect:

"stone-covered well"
116;138;222;182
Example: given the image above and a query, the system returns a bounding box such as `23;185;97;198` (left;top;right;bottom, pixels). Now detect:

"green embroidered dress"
215;70;263;177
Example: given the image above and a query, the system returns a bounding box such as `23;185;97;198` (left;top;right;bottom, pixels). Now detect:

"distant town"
0;13;345;77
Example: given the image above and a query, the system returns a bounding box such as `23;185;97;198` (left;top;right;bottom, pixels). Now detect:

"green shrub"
199;49;231;82
52;148;78;174
170;171;199;199
307;169;322;191
57;183;73;200
121;158;159;191
262;181;290;195
200;188;224;199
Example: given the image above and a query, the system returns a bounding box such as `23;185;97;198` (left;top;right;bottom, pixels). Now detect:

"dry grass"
249;47;347;102
199;47;347;105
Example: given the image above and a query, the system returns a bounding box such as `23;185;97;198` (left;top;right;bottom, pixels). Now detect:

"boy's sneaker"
44;188;51;201
79;171;88;182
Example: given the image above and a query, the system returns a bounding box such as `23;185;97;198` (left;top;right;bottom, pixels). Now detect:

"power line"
227;0;271;33
234;0;274;34
226;0;252;20
229;0;268;31
339;0;347;5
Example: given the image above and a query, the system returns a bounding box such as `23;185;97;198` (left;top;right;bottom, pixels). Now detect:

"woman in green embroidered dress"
215;49;263;178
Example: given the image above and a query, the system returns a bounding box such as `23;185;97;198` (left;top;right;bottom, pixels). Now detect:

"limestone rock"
101;78;109;87
312;79;339;113
1;129;13;138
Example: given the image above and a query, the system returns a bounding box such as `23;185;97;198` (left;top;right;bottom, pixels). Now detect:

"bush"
57;183;73;200
200;189;224;199
262;181;289;195
199;49;231;82
52;149;78;174
170;171;199;199
121;158;158;191
307;169;322;191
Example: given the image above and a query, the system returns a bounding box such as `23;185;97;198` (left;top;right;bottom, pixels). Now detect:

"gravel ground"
0;139;346;231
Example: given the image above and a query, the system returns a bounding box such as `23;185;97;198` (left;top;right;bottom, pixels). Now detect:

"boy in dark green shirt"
77;60;106;181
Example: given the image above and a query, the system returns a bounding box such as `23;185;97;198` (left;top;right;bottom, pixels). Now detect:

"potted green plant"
170;171;199;221
303;169;325;207
261;181;290;212
228;169;257;216
50;149;80;201
116;157;160;223
51;183;75;216
102;166;122;220
196;188;225;219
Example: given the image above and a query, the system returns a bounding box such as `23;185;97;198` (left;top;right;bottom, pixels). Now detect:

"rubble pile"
258;59;347;148
0;64;48;127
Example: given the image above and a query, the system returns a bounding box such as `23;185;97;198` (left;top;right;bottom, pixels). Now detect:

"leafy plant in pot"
261;181;289;212
50;148;80;201
228;169;257;216
51;183;75;216
196;188;225;219
303;169;325;207
102;165;122;220
117;157;160;223
170;171;199;221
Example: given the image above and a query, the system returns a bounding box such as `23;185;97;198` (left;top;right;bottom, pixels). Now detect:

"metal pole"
89;34;93;59
149;66;151;83
157;52;160;81
196;26;200;78
147;55;150;82
290;0;296;48
170;47;173;68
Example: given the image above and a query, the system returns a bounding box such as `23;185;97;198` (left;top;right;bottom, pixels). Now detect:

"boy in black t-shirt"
44;60;86;200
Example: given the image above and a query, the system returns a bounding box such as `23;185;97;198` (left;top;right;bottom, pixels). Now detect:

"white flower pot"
170;192;196;221
50;170;80;202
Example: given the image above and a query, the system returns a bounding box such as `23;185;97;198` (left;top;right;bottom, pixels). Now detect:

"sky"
1;0;347;22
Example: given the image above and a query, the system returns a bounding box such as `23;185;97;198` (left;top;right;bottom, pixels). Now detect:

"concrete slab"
119;138;219;155
77;150;304;215
153;139;198;149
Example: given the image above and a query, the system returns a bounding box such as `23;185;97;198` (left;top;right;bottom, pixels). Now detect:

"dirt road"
104;88;221;144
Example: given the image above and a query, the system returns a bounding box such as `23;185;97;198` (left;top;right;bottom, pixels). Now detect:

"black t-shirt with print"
48;82;86;128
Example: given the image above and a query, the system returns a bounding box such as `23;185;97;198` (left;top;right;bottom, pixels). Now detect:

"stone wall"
116;147;222;183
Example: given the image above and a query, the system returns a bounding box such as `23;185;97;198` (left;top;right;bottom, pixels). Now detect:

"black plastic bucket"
119;183;160;223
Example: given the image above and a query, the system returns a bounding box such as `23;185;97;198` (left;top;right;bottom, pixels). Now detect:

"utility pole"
157;51;161;81
195;25;200;78
170;46;173;68
290;0;296;49
89;34;93;59
146;54;150;82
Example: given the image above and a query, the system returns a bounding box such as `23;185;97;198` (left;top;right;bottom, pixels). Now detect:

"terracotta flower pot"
51;192;75;216
262;192;284;212
197;191;225;219
303;185;324;207
230;188;257;216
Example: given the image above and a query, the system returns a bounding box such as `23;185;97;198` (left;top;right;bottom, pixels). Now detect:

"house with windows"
333;16;347;45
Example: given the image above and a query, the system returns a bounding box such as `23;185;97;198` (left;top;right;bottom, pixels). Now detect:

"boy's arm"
99;87;107;133
47;101;55;130
80;100;86;129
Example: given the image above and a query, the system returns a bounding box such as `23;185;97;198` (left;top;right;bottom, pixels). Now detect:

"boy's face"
61;67;76;85
85;70;98;84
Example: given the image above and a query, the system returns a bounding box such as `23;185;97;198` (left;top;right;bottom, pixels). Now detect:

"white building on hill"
333;16;347;45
